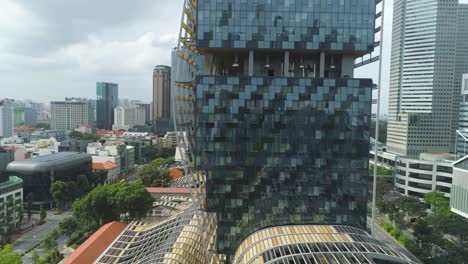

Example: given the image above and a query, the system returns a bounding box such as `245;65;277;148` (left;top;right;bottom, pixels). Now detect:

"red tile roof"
92;161;118;170
145;187;192;194
14;125;37;132
169;168;184;180
62;221;127;264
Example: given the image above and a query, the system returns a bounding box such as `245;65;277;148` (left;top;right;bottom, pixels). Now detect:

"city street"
367;217;422;264
13;211;72;253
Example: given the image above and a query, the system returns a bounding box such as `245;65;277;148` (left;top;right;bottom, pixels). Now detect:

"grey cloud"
5;0;182;56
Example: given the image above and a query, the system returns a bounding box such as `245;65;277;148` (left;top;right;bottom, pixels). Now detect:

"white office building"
113;106;146;131
0;99;14;138
50;101;93;131
387;0;468;156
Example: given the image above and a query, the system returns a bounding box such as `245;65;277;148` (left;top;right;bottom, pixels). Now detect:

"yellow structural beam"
185;8;196;25
189;0;197;9
178;51;197;66
180;38;199;55
182;23;195;37
175;82;195;90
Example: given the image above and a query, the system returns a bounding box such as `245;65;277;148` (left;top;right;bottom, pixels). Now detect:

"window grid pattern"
196;76;372;255
197;0;376;51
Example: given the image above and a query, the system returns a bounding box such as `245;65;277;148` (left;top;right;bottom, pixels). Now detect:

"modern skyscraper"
387;0;468;156
152;65;171;121
0;99;14;138
192;0;375;255
96;82;119;130
50;101;94;131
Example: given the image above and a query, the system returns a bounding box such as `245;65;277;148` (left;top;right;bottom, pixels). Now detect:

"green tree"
26;193;33;221
32;250;40;264
92;170;108;186
0;244;21;264
50;181;68;209
397;196;426;222
424;191;450;215
76;174;91;195
72;182;153;232
412;220;431;248
38;248;63;264
59;217;78;237
152;169;172;187
42;236;58;251
40;209;47;222
69;131;100;141
36;123;50;129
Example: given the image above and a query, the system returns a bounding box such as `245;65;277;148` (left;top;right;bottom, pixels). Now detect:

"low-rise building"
59;139;93;153
395;153;455;198
0;176;23;233
92;161;119;184
4;152;92;207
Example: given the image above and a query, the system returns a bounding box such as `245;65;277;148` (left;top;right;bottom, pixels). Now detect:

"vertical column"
284;51;290;77
320;52;325;78
249;50;254;77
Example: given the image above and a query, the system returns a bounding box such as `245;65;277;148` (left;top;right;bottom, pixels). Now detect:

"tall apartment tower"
96;82;118;130
387;0;468;156
192;0;375;255
50;101;93;131
152;65;171;121
0;99;14;138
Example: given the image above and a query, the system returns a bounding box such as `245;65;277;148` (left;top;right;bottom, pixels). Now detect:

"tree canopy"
0;244;21;264
69;131;100;141
72;181;153;232
138;158;174;187
424;191;450;215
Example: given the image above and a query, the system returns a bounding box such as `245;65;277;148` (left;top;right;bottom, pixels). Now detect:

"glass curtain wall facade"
96;82;119;130
195;0;376;256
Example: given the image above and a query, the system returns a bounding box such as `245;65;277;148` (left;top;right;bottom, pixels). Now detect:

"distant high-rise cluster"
96;82;119;130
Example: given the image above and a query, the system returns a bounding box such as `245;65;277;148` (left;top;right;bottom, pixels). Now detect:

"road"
13;211;72;253
367;217;422;264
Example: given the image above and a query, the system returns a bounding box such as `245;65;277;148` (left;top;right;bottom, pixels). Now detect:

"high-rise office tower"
387;0;468;156
50;101;94;131
136;103;151;124
0;99;14;138
96;82;119;130
191;0;375;255
457;74;468;157
152;65;171;121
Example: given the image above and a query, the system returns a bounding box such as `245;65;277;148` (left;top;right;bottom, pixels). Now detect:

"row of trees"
69;131;100;142
61;181;153;246
49;172;107;209
377;190;468;263
138;157;175;187
141;146;176;164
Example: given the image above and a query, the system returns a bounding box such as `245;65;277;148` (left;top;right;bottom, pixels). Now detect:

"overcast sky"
1;0;467;113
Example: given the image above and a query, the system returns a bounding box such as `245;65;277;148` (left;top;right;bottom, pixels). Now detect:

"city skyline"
6;0;468;111
0;0;468;114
